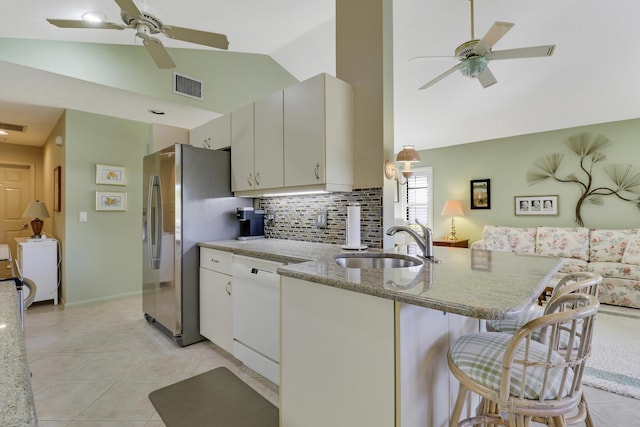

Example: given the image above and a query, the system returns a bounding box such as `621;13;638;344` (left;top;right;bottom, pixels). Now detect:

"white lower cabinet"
199;248;233;353
280;276;480;427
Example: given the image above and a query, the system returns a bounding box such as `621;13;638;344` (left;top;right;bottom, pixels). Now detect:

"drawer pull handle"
226;281;232;295
314;163;320;180
211;259;220;263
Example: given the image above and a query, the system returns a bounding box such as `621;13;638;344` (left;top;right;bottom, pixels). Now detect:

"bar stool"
487;272;601;335
448;293;599;427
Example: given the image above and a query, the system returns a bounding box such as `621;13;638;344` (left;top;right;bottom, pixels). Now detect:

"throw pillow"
622;238;640;265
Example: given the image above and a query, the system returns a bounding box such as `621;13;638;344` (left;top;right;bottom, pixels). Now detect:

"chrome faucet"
386;219;435;260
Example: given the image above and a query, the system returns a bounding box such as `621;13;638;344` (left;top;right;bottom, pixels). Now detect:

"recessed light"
0;130;8;135
148;109;165;115
81;11;107;23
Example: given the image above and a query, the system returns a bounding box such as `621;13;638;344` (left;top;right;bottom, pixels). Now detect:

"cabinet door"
230;104;255;192
254;91;284;190
284;74;325;186
209;115;231;149
199;268;233;353
190;115;230;150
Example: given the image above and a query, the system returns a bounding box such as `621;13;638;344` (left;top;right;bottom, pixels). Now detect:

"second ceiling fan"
47;0;229;69
414;0;556;90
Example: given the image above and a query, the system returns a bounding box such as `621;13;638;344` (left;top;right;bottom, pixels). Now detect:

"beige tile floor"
24;295;278;426
24;295;639;426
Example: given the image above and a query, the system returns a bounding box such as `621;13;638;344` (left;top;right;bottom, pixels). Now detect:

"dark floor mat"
148;367;278;427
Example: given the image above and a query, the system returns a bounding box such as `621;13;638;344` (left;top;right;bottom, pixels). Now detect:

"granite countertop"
199;239;562;320
0;281;38;426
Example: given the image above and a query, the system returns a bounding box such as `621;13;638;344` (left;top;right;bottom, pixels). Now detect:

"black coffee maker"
236;207;265;240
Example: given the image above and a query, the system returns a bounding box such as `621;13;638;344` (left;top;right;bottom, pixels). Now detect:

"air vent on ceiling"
173;72;203;100
0;122;27;132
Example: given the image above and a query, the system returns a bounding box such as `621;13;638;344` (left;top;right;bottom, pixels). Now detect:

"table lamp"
23;200;50;238
441;200;464;241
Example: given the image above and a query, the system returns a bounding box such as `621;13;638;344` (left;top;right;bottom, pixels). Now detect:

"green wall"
421;118;640;243
63;110;149;306
0;38;298;114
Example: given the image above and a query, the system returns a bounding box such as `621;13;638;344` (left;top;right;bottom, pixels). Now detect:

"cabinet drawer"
200;248;233;274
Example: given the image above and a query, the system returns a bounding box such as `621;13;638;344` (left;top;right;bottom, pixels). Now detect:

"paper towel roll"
346;203;361;248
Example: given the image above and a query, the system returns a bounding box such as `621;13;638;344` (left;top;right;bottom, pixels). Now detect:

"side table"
433;238;469;248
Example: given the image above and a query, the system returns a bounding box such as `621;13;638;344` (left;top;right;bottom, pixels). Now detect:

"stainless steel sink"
334;253;423;269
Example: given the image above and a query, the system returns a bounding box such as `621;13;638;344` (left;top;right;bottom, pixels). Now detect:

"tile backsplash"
260;188;383;248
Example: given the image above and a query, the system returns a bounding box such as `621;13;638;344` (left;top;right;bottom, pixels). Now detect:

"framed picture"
96;191;127;211
96;164;126;185
515;195;558;216
53;166;61;212
470;179;491;209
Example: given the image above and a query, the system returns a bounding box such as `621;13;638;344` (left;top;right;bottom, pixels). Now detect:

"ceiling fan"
46;0;229;69
413;0;555;90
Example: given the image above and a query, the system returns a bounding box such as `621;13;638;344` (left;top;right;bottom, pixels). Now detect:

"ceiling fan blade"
418;63;461;90
477;67;497;88
141;36;176;69
115;0;143;18
410;55;458;61
47;19;125;30
472;21;514;55
163;26;229;50
487;45;556;60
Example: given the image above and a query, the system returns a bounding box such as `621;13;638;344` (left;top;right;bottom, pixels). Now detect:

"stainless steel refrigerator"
142;144;251;346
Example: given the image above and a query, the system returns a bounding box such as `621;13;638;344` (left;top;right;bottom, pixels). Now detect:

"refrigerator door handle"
147;174;163;270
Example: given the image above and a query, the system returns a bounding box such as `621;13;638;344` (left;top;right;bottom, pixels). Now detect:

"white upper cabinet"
231;104;255;192
254;91;284;190
231;73;353;196
190;114;231;150
284;73;353;192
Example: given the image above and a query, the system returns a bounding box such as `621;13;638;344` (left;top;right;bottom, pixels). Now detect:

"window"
402;167;433;230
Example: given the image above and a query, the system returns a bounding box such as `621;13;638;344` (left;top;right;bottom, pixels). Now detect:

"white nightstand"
15;237;59;305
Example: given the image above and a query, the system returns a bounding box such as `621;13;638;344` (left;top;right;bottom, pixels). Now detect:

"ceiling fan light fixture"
81;11;107;23
460;55;488;78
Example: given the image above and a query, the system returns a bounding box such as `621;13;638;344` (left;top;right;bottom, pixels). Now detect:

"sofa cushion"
482;226;536;254
590;229;639;262
559;258;589;273
588;261;640;281
621;238;640;265
536;227;589;261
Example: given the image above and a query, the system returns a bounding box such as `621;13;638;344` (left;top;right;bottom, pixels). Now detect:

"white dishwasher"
232;255;283;385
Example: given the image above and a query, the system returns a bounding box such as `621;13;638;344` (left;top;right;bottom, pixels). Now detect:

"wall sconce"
23;200;50;238
384;145;421;184
441;199;464;241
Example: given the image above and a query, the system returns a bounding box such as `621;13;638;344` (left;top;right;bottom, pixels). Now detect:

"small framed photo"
53;166;61;212
515;195;558;216
96;191;127;211
96;164;126;185
470;179;491;209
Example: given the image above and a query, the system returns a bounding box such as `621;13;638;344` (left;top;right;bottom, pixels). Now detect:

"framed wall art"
96;191;127;211
53;166;61;212
96;164;126;185
470;179;491;209
514;195;558;216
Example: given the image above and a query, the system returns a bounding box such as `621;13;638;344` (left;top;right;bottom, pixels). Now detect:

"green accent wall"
421;118;640;244
63;110;149;306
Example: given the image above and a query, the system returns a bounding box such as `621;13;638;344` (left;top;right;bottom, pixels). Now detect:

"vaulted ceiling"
1;0;638;151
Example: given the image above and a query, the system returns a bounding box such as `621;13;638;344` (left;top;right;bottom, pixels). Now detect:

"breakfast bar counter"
200;239;562;320
200;239;562;427
0;281;38;426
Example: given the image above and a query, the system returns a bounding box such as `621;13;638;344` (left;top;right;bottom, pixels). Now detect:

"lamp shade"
396;145;421;163
23;200;50;218
441;200;464;217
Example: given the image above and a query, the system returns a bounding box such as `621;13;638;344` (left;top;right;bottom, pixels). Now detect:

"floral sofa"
471;226;640;309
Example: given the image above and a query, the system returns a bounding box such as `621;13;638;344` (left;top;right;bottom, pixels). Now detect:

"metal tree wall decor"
527;132;640;226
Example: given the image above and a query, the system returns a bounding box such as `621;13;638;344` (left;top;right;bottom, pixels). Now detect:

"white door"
0;163;34;258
